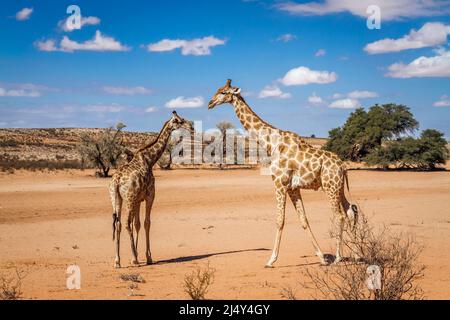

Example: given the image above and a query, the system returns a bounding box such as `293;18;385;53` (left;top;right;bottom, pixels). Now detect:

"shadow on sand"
153;248;270;265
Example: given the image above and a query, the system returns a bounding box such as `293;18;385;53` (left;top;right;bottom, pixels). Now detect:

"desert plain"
0;167;449;299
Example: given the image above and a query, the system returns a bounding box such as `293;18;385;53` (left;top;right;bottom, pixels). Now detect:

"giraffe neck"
231;95;282;150
138;121;173;167
231;95;276;133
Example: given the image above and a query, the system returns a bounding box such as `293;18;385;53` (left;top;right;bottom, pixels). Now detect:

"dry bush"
280;286;297;300
0;268;27;300
183;263;215;300
302;213;425;300
119;273;146;283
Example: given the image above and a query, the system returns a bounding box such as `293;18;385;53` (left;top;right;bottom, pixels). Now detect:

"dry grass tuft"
183;263;215;300
119;273;146;283
0;268;27;300
302;212;425;300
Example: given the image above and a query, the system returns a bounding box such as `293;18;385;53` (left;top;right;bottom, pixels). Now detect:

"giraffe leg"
265;187;287;268
134;209;141;259
144;190;155;265
335;211;345;264
114;210;122;268
111;188;123;268
325;192;346;264
126;202;140;266
288;188;326;265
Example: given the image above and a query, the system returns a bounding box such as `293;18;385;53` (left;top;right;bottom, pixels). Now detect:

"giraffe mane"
136;119;171;153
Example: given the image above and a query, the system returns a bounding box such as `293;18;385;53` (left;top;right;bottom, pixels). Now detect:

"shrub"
183;263;215;300
77;123;127;177
119;273;146;283
0;268;27;300
301;213;425;300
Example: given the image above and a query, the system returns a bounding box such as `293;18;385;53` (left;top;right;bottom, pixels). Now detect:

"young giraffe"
109;111;192;268
208;80;358;267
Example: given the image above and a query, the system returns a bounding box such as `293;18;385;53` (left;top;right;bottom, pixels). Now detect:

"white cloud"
165;96;204;109
315;49;326;57
365;22;450;54
83;103;124;113
280;66;337;86
308;93;326;105
326;90;376;109
329;98;361;109
35;30;130;52
259;85;291;99
145;106;158;113
276;0;450;21
386;48;450;78
347;90;378;99
433;95;450;107
0;84;49;97
147;36;225;56
35;39;58;52
276;33;297;42
58;16;101;32
16;8;33;21
103;86;152;95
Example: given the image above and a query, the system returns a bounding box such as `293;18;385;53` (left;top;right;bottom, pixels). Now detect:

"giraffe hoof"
114;263;121;269
131;260;139;266
264;264;274;269
146;259;153;265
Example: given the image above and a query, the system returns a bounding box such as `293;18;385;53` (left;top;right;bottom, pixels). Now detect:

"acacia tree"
77;123;127;177
364;129;448;170
216;121;235;167
324;104;418;161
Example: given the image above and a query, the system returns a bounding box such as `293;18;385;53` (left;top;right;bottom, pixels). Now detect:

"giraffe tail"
344;169;350;193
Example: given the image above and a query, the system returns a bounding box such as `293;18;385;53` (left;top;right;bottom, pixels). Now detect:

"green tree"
324;104;418;161
77;123;127;177
364;129;447;170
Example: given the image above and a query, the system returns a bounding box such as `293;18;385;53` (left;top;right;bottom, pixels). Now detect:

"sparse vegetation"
0;268;27;300
77;123;128;177
119;273;146;283
0;154;84;172
280;286;297;300
301;213;425;300
183;263;215;300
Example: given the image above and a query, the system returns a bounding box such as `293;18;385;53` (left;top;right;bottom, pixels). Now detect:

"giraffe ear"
233;87;241;95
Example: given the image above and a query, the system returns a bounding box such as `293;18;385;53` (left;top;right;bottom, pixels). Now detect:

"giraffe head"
208;79;241;109
169;111;193;131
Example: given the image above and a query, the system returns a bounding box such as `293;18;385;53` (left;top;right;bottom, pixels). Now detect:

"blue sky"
1;0;450;138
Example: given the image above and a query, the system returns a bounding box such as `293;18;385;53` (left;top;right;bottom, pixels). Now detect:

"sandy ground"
0;168;449;300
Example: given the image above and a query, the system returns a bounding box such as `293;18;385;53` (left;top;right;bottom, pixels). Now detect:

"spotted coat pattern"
109;112;191;268
208;80;357;266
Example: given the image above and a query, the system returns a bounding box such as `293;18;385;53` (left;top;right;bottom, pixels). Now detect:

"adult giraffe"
208;80;358;267
109;111;192;268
